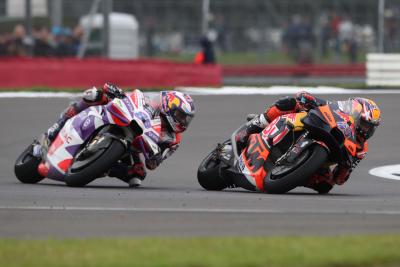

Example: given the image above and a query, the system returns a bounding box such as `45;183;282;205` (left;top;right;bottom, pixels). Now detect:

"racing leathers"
235;91;368;194
41;83;181;187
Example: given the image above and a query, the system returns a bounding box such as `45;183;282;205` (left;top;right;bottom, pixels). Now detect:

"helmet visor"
359;119;377;139
173;109;193;131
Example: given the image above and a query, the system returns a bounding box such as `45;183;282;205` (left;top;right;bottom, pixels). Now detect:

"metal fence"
0;0;400;64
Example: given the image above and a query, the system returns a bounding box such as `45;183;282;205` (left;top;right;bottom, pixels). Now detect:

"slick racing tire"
14;144;44;184
197;149;228;191
65;138;125;187
263;145;328;194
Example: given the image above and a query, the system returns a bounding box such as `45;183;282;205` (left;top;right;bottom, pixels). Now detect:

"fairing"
237;113;305;191
42;90;162;181
235;102;357;191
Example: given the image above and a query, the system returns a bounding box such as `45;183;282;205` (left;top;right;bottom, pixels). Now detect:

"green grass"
1;235;400;267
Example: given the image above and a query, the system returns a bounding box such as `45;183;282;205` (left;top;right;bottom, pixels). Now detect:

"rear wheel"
14;143;43;184
197;149;228;191
65;137;125;187
263;145;328;194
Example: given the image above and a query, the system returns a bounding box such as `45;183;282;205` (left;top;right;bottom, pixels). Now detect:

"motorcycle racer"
235;91;381;193
35;83;196;187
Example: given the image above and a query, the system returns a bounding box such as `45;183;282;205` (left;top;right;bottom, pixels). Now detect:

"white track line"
1;206;400;215
0;92;82;98
369;165;400;181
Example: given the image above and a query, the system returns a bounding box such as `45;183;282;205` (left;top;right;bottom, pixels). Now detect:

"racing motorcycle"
14;90;163;187
198;102;359;194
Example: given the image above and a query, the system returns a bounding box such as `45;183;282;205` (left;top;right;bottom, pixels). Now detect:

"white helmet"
160;91;196;133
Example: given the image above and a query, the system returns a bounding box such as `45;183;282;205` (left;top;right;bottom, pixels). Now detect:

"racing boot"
47;103;81;141
128;177;143;188
44;88;104;144
32;138;44;159
46;121;64;142
108;151;147;187
127;162;146;187
32;113;71;158
108;162;147;187
32;101;85;157
235;113;268;150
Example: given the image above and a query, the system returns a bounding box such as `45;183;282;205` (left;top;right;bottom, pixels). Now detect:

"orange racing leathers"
235;91;368;193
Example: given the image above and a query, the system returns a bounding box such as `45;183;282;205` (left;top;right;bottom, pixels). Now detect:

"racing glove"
145;154;162;170
103;82;125;99
295;91;318;110
333;148;366;186
145;144;179;170
83;83;125;104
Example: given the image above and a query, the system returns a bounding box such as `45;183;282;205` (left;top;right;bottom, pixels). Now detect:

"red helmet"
353;98;381;140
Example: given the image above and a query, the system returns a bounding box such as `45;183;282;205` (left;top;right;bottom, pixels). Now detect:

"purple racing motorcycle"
14;90;162;187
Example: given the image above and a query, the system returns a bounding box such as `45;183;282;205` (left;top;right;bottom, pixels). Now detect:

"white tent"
80;12;139;59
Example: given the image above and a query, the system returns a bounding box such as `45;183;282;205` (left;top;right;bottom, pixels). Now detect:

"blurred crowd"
281;13;374;64
0;11;393;64
0;24;83;57
142;12;376;64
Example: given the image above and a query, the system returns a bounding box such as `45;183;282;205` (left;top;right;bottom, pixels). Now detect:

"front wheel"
197;148;228;191
65;138;125;187
263;145;328;194
14;143;43;184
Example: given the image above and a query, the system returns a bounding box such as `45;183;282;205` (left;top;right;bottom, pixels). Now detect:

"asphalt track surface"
1;93;400;238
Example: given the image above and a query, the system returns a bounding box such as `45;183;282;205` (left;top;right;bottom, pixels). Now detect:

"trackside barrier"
367;53;400;86
0;58;221;89
222;64;365;77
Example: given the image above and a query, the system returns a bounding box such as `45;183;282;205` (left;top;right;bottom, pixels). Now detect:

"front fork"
280;132;330;165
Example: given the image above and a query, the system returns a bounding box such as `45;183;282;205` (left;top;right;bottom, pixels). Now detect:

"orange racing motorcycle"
197;102;359;194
